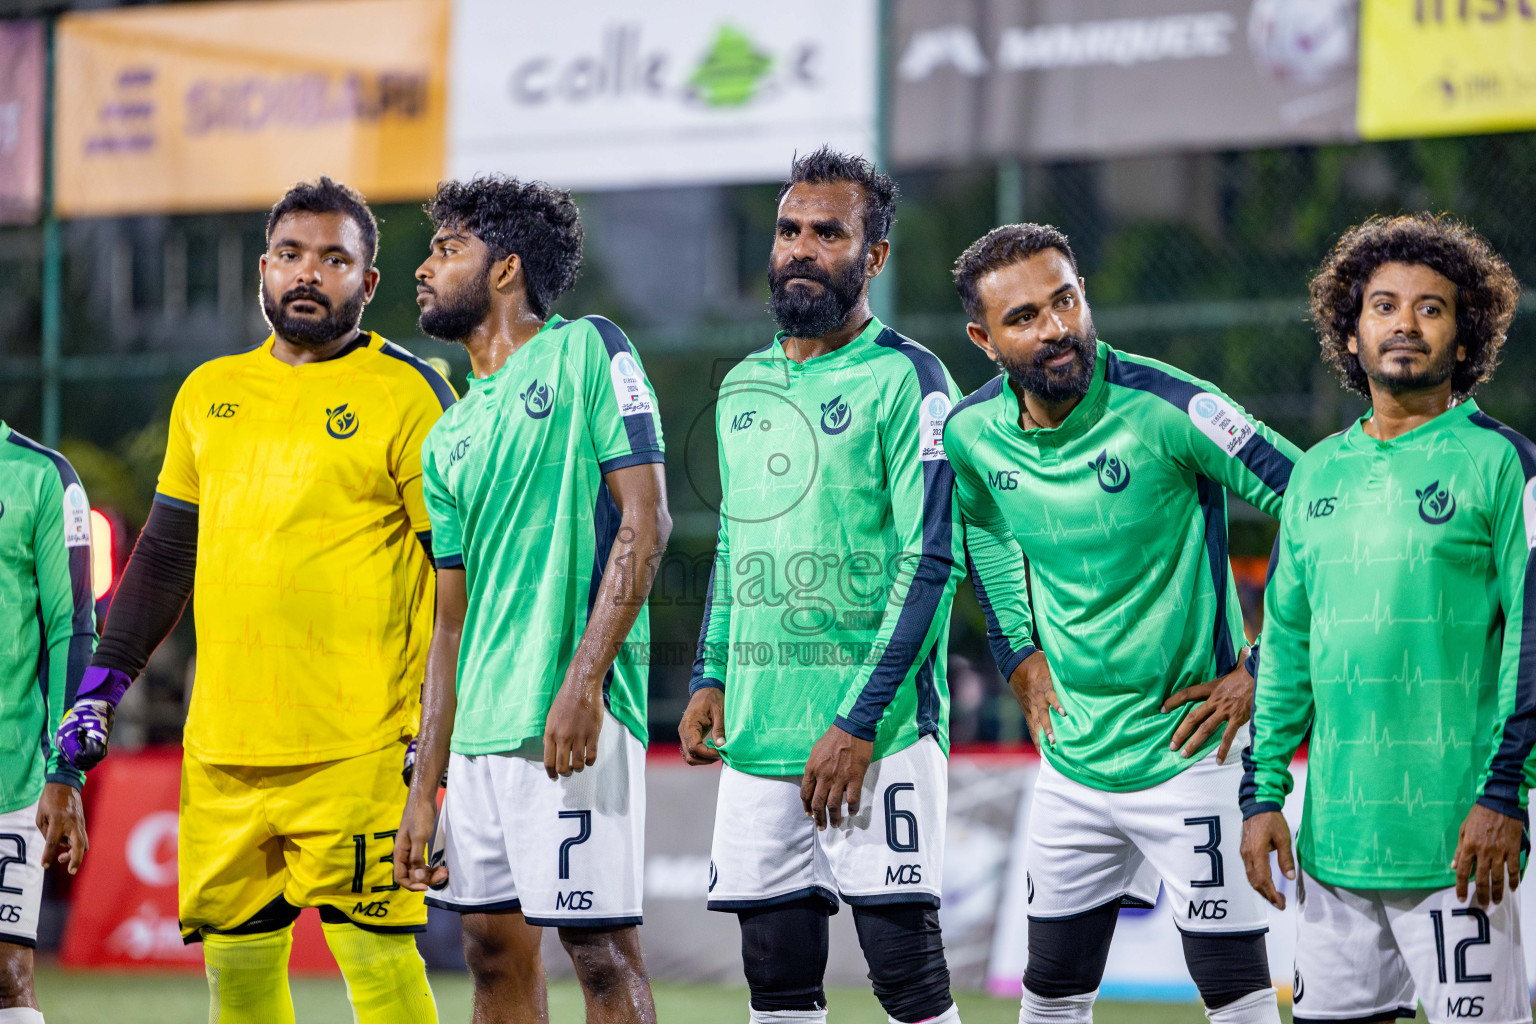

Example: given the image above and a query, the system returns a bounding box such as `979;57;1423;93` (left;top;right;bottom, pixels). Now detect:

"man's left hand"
37;782;88;875
1453;803;1524;906
544;672;604;780
801;724;873;830
1162;648;1254;763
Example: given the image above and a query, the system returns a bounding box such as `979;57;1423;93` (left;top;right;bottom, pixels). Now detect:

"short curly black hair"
425;175;583;320
779;146;899;247
1310;212;1520;401
267;176;378;263
953;223;1079;321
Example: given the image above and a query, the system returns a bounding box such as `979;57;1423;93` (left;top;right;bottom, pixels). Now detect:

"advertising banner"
891;0;1360;167
447;0;877;190
54;0;448;217
1358;0;1536;139
0;20;45;225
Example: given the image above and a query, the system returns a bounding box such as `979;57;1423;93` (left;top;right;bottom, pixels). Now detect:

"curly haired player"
1243;213;1529;1024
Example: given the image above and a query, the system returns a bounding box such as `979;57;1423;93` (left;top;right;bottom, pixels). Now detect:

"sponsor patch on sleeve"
919;391;953;462
1187;392;1255;457
62;482;92;548
1523;477;1536;551
608;349;655;418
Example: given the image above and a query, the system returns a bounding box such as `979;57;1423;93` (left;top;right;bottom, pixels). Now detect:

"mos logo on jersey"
521;380;555;419
1415;479;1456;524
1089;449;1130;493
820;395;852;435
326;404;359;439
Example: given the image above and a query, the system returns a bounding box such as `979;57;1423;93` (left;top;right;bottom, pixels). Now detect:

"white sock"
894;1002;961;1024
749;1008;827;1024
0;1008;46;1023
1207;987;1280;1024
1019;987;1095;1024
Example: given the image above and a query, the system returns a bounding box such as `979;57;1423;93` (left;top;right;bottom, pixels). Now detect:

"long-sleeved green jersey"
0;423;95;811
1243;402;1536;888
690;317;965;775
944;342;1300;792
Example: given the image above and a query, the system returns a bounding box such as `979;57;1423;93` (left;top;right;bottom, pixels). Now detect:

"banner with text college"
447;0;877;191
54;0;448;218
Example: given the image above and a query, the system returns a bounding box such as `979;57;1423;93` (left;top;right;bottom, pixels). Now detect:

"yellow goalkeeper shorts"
177;739;427;941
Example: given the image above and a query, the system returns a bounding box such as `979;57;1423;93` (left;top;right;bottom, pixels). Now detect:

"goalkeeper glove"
55;666;132;771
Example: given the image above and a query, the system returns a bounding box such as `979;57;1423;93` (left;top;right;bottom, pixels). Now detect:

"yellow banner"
1358;0;1536;139
55;0;447;217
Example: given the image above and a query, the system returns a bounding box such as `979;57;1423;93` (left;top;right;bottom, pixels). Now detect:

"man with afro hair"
1243;213;1531;1024
396;175;669;1024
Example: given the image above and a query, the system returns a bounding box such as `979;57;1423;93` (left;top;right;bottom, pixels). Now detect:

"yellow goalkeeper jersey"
156;332;455;765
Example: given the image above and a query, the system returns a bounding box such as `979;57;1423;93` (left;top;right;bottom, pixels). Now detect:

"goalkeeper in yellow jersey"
55;178;452;1024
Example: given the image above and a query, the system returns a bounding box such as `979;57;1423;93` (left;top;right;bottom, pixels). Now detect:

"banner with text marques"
447;0;877;191
890;0;1360;167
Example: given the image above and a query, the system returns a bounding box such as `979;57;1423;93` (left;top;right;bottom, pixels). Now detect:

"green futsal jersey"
943;342;1301;792
1243;401;1536;888
421;315;664;754
690;317;965;775
0;423;95;812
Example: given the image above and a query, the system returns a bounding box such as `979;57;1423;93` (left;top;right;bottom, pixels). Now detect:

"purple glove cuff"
78;665;133;707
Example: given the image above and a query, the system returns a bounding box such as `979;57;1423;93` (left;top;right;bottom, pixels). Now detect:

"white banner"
447;0;878;191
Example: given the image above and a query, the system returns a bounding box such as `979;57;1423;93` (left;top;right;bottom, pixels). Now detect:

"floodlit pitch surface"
30;966;1396;1022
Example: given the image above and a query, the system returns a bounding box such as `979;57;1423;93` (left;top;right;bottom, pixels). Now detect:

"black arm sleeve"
91;499;198;678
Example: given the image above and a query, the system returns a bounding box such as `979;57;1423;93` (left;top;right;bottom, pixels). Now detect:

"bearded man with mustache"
944;223;1303;1024
55;177;453;1024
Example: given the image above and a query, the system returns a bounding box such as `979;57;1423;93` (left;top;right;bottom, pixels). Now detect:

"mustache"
282;286;332;309
1033;336;1092;369
771;259;832;288
1379;335;1430;354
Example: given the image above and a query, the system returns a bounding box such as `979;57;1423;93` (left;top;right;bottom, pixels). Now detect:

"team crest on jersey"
608;350;655;418
919;391;951;461
1187;392;1254;456
1089;449;1130;493
325;404;359;439
1415;479;1456;524
521;380;555;419
820;395;852;435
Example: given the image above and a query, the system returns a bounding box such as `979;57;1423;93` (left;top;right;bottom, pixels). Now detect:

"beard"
417;261;493;343
261;281;366;348
768;250;867;338
1359;336;1458;394
996;317;1098;403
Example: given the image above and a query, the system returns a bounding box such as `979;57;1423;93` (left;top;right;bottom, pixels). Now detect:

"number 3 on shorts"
1184;816;1224;888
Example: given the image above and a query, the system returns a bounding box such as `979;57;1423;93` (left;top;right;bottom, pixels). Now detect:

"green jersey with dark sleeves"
0;423;96;812
690;317;965;775
1243;402;1536;888
943;342;1300;792
420;315;664;754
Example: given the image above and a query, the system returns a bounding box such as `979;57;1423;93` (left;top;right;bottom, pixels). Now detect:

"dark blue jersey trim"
967;551;1032;680
1195;475;1239;679
379;340;457;411
690;535;724;693
586;315;661;457
1103;350;1292;495
425;895;522;915
1470;411;1536;818
7;430;95;713
707;885;841;915
840;891;941;908
1239;535;1285;815
587;479;622;707
1293;1011;1416;1024
153;492;200;512
598;450;665;474
436;554;465;571
522;913;643;929
943;374;1006;432
838;330;959;736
